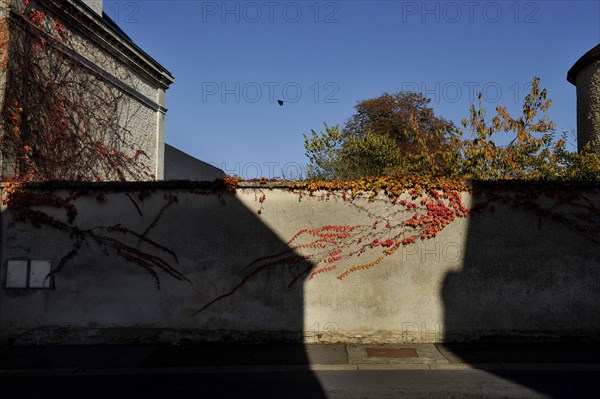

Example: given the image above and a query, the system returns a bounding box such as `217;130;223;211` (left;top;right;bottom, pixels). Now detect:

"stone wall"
0;182;598;345
574;59;600;152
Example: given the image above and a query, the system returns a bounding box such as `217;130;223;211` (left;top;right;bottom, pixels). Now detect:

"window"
5;260;52;289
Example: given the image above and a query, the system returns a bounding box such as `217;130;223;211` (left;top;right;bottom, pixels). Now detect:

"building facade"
0;0;174;180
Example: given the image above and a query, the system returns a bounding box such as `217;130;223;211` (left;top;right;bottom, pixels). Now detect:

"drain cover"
366;348;418;358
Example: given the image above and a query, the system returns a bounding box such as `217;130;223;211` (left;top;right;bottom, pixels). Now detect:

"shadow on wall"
0;184;326;397
441;182;600;397
163;144;225;181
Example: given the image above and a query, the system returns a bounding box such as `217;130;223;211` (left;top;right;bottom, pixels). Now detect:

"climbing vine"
194;177;600;313
194;177;470;313
2;179;241;288
2;178;599;314
0;2;598;318
1;0;154;188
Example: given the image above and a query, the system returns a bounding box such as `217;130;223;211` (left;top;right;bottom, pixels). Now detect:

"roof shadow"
440;181;600;398
0;183;327;397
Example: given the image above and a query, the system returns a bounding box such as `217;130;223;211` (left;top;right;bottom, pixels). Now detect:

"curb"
1;363;599;376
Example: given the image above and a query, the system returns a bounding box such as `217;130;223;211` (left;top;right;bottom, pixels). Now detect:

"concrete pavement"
1;342;599;375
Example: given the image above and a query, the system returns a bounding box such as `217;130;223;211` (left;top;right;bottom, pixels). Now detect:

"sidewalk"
1;342;599;375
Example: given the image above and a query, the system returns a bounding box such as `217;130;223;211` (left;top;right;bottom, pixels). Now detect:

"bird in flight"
277;100;284;106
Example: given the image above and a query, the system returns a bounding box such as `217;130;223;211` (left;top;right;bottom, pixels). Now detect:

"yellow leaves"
8;102;24;133
1;180;22;205
455;76;584;180
491;116;501;129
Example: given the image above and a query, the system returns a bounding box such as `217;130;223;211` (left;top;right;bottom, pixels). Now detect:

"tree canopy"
342;91;455;145
305;78;600;181
305;91;456;179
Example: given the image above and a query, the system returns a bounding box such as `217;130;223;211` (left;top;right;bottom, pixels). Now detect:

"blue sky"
104;0;599;179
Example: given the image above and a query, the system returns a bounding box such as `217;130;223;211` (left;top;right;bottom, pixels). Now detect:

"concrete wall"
164;144;225;181
0;183;598;344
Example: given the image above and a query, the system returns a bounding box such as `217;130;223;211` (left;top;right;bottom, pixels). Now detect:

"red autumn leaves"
281;187;469;281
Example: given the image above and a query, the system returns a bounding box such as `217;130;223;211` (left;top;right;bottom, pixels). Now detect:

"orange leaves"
1;180;22;205
287;225;358;246
309;265;337;280
369;237;398;249
222;175;241;191
381;238;395;247
287;176;469;201
7;101;23;131
337;257;384;280
323;248;342;264
401;236;416;245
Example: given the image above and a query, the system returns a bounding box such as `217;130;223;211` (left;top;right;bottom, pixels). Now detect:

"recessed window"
6;260;51;289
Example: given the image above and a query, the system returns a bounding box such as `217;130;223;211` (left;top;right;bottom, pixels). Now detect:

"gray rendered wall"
0;184;598;344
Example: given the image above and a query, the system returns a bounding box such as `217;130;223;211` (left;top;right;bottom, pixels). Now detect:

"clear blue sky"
104;0;599;179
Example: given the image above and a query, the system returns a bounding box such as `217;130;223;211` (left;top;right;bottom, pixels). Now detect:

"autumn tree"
305;78;600;181
457;77;600;181
305;91;458;179
342;91;455;144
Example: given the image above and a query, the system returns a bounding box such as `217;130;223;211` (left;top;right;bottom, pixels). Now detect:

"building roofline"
567;43;600;86
47;0;174;89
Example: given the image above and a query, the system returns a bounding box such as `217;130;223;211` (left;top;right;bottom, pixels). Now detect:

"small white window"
29;260;52;288
6;260;28;288
5;260;52;289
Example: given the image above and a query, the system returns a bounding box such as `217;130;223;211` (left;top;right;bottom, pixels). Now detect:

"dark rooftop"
567;43;600;85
